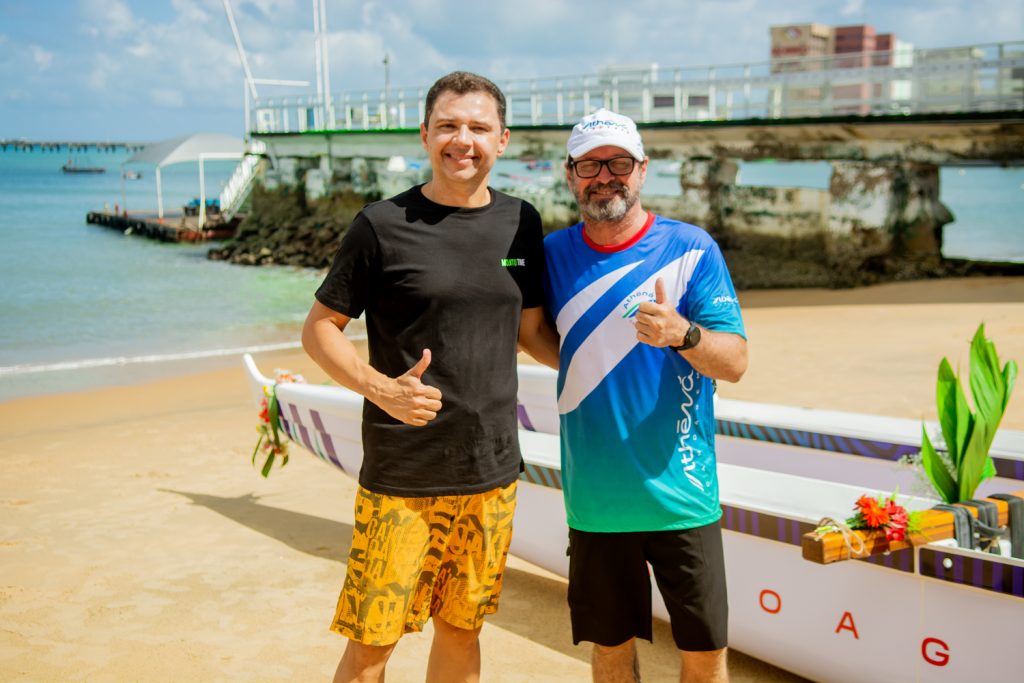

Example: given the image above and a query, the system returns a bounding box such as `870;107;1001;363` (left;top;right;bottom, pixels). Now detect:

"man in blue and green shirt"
543;109;748;683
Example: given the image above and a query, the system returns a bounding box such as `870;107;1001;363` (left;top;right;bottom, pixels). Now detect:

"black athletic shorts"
567;519;728;651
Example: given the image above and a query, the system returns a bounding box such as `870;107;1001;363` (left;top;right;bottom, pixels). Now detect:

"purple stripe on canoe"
790;520;802;546
520;464;562;489
920;548;1024;599
717;419;1024;481
289;403;301;423
863;548;914;573
308;410;341;467
516;403;535;431
973;558;986;589
720;505;823;550
533;464;551;488
298;424;315;454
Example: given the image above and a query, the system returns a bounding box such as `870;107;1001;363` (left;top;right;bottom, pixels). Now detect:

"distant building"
770;23;834;72
770;22;913;116
769;23;834;116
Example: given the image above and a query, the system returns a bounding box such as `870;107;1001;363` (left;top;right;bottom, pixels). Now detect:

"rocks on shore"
208;185;371;268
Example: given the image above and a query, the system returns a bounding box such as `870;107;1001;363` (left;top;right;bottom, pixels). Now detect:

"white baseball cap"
567;108;645;161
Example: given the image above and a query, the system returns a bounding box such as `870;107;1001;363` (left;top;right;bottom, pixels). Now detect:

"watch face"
683;323;701;349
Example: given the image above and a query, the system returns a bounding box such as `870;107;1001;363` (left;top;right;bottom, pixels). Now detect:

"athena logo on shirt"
621;290;655;318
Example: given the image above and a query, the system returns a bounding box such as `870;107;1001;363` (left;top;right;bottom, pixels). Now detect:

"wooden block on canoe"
801;489;1022;564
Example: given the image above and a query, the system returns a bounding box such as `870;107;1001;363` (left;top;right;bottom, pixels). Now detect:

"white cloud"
841;0;866;17
3;88;30;102
5;0;1022;139
150;89;185;108
81;0;138;38
31;46;53;71
86;53;120;92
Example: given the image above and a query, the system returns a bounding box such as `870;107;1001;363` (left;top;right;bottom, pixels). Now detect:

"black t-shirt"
315;185;545;496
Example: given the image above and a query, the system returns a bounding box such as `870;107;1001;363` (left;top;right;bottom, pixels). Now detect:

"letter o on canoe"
759;589;781;614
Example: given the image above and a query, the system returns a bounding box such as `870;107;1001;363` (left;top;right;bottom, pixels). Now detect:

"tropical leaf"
261;453;275;478
252;434;264;465
1003;360;1019;413
922;324;1016;503
980;457;997;483
920;425;957;503
268;393;282;449
936;358;971;468
958;417;996;502
969;325;1002;422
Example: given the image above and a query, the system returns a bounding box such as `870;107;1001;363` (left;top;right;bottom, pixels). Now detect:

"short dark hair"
423;71;507;130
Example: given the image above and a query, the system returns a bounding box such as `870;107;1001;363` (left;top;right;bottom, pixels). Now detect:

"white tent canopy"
123;133;245;227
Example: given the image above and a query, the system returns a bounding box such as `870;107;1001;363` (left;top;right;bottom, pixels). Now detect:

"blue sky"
1;0;1021;141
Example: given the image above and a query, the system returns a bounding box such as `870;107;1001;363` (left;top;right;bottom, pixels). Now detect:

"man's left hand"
635;277;687;348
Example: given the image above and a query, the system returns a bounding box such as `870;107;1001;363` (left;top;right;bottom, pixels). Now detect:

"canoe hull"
245;356;1024;682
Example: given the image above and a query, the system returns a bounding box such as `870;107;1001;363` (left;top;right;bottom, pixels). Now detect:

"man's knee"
432;616;482;648
341;639;396;671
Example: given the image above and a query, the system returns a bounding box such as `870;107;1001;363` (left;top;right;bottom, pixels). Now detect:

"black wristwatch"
670;322;702;352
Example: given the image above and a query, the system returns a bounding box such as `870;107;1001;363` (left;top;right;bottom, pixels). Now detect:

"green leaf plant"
920;324;1018;503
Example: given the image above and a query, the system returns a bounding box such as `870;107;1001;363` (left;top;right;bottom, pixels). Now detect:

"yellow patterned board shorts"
330;481;517;645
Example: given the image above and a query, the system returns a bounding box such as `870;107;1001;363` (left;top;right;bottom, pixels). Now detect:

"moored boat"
244;355;1023;683
61;159;106;174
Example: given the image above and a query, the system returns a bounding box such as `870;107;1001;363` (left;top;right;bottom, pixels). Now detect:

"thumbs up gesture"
635;278;688;349
378;349;444;426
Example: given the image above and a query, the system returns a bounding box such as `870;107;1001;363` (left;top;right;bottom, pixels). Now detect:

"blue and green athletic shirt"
543;213;746;532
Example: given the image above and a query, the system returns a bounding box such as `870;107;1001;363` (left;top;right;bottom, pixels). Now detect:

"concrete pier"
1;140;146;153
86;210;237;242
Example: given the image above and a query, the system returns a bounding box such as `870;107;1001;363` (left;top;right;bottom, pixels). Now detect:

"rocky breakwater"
208;185;369;268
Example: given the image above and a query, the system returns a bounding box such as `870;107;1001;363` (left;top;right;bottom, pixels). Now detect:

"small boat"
122;170;142;180
243;356;1024;683
61;159;105;174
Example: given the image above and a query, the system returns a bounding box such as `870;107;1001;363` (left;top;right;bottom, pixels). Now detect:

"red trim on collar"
582;212;655;253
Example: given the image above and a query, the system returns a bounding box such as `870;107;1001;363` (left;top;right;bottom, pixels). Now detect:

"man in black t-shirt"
302;72;558;683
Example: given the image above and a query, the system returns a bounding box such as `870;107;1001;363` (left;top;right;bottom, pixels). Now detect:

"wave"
0;338;364;377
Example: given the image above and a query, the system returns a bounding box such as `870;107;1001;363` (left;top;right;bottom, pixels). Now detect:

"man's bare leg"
425;617;482;683
333;640;397;683
680;648;728;683
593;638;641;683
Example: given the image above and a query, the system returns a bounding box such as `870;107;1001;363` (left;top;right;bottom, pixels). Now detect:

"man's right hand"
377;349;443;426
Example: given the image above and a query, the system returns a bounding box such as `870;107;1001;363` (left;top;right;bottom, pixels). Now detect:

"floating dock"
86;210;237;242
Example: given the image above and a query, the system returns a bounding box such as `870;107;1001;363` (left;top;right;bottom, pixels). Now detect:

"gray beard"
577;182;639;222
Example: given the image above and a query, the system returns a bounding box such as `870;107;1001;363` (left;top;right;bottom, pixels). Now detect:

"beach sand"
1;276;1021;682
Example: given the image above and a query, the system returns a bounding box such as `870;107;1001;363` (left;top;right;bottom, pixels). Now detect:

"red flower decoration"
856;495;890;528
843;492;921;544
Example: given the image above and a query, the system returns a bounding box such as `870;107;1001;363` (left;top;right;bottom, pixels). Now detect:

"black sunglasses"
568;156;638;179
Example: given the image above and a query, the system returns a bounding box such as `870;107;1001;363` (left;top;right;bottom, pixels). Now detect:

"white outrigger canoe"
244;356;1024;683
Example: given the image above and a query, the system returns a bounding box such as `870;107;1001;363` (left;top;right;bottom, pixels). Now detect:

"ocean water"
1;149;1021;402
0;148;322;401
644;159;1024;263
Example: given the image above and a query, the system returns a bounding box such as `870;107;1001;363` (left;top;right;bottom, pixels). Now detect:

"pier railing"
248;40;1024;134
